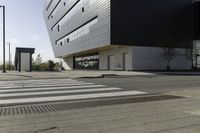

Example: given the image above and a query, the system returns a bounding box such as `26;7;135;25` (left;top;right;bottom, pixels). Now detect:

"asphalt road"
1;75;200;133
80;75;200;94
0;75;200;107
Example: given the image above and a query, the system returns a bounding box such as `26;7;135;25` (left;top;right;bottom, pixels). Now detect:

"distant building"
14;48;35;72
43;0;199;71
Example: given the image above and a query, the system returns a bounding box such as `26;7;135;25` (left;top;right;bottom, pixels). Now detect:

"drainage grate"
0;95;185;116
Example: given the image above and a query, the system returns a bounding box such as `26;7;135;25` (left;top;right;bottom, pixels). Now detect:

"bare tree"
161;48;177;71
35;54;43;66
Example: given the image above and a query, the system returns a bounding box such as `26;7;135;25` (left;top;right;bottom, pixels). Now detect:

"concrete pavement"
0;71;200;132
0;97;200;133
0;71;156;81
1;70;200;81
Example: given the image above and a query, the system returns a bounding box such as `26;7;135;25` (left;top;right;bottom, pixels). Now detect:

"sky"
0;0;57;64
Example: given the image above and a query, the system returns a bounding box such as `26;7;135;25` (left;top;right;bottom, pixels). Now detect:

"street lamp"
0;5;6;73
7;42;11;71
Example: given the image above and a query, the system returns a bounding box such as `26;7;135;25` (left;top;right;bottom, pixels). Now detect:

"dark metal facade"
111;0;196;48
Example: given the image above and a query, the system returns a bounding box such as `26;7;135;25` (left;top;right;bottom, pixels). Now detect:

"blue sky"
0;0;57;64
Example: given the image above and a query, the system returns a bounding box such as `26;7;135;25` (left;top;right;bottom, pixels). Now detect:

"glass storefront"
74;54;99;70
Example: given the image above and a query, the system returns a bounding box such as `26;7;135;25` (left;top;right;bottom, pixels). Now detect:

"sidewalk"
0;70;200;81
0;71;156;81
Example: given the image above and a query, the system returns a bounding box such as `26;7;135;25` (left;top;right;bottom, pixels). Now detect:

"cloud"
32;35;40;40
10;38;19;44
39;49;47;54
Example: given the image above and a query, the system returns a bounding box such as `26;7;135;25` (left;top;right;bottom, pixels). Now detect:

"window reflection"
75;54;99;70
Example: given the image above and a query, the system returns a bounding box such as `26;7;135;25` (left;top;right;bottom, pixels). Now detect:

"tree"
0;63;14;71
39;63;48;69
35;54;42;66
54;62;60;70
184;48;192;60
32;54;60;71
32;54;43;70
161;48;177;71
48;60;55;69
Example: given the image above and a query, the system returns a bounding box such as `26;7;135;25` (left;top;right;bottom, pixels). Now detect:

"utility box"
14;48;35;72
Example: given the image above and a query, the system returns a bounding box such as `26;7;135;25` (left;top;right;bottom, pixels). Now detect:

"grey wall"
132;46;192;70
111;0;194;48
44;0;111;58
99;47;133;71
21;53;31;71
63;56;74;70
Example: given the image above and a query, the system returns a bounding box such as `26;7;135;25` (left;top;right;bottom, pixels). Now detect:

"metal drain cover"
0;95;185;116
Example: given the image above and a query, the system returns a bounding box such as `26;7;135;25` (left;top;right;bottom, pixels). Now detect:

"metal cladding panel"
111;0;195;48
43;0;111;58
194;1;200;40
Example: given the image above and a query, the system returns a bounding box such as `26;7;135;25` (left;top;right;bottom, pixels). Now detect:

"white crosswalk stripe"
0;85;106;92
0;79;147;106
0;88;122;97
0;83;95;89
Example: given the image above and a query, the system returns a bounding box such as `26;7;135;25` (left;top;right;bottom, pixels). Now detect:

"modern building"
14;48;35;72
43;0;200;71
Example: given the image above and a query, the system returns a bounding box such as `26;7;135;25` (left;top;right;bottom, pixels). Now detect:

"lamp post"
7;42;10;71
0;5;6;73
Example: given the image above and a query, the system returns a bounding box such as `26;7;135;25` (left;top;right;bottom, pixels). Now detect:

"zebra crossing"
0;79;147;106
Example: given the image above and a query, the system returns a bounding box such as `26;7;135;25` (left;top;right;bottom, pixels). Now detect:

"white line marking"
0;83;95;89
0;81;85;86
0;91;147;105
0;79;73;83
0;79;79;85
0;88;122;97
0;85;106;92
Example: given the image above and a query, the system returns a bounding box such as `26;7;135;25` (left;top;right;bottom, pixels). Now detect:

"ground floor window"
74;54;99;70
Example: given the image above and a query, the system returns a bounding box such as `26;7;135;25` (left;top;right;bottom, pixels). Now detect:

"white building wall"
62;46;192;71
63;56;74;70
99;47;133;71
21;53;30;71
132;46;192;70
